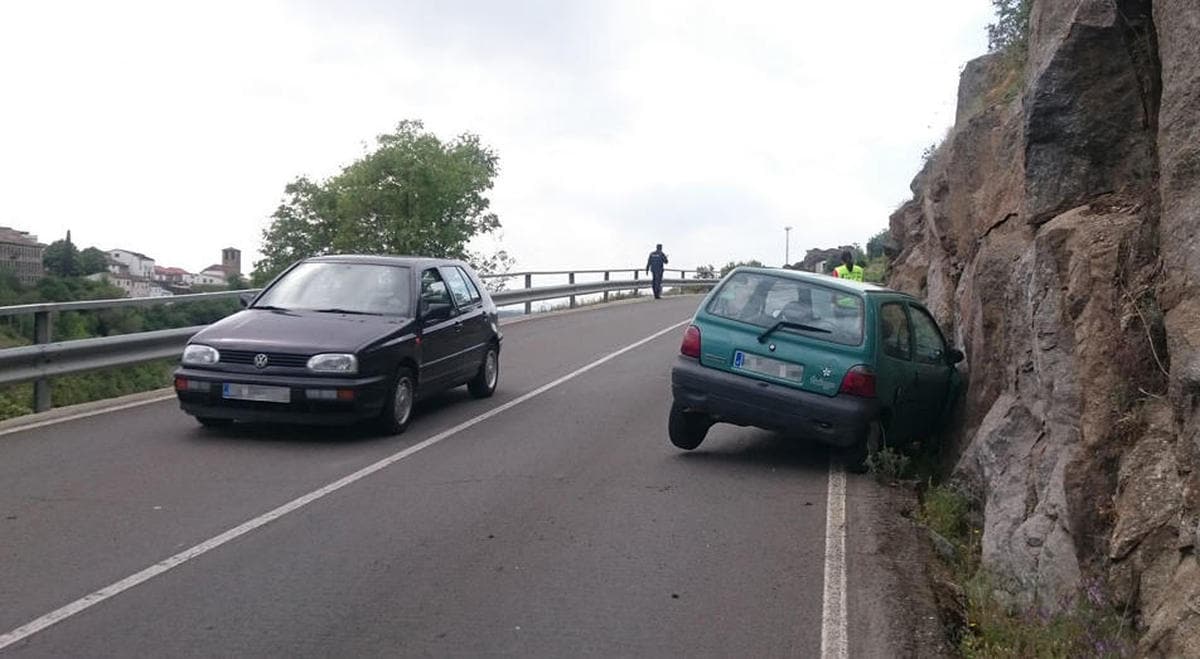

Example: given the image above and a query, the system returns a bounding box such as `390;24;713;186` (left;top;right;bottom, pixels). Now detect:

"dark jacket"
646;250;668;273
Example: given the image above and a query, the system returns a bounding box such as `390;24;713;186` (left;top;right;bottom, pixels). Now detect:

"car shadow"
186;388;482;445
674;428;831;474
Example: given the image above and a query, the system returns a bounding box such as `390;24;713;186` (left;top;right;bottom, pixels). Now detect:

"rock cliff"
887;0;1200;653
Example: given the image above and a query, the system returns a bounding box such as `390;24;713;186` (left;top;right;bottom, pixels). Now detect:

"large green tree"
43;237;80;277
78;247;109;275
253;120;502;284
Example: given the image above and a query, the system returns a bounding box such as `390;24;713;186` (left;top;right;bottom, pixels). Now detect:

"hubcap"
394;378;413;425
484;351;498;388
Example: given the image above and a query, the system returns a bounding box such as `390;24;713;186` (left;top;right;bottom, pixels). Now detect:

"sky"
0;1;992;276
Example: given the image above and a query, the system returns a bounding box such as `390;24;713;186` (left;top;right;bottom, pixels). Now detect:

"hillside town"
0;225;242;297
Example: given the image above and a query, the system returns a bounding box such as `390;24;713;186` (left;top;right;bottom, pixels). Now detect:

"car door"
439;265;490;380
907;304;954;437
874;300;920;443
418;268;460;390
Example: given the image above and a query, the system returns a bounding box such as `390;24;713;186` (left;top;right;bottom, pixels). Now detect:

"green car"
670;267;963;465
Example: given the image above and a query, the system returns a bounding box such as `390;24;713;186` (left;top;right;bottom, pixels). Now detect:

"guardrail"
0;271;716;412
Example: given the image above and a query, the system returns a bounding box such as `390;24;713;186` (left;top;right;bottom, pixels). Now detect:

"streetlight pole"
784;226;793;267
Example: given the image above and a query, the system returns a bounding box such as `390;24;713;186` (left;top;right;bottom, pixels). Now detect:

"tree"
866;229;890;259
987;0;1032;56
720;260;764;277
253;120;502;284
43;238;80;277
78;247;109;275
695;265;717;280
225;273;248;290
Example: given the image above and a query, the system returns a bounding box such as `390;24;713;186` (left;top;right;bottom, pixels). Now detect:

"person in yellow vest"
832;250;864;281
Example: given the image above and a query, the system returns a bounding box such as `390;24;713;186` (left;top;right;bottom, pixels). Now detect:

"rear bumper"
671;357;878;448
174;367;389;426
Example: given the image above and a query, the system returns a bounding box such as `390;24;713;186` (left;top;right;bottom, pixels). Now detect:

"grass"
916;483;1136;657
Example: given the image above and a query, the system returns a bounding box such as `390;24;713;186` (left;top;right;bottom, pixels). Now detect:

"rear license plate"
222;383;291;403
733;350;804;382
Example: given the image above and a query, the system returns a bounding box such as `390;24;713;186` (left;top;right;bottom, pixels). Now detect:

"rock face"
888;0;1200;652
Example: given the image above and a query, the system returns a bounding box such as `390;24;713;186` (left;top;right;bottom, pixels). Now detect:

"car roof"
731;266;909;297
304;254;470;270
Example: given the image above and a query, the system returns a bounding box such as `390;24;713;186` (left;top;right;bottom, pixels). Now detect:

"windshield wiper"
250;304;289;311
757;321;831;343
311;308;381;316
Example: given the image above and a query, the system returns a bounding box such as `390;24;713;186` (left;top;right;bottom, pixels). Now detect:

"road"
0;296;934;657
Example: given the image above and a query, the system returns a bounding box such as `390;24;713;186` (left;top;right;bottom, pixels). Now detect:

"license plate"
222;383;291;403
733;350;804;382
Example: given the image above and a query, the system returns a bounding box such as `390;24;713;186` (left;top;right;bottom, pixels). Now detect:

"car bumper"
174;367;389;426
671;357;879;448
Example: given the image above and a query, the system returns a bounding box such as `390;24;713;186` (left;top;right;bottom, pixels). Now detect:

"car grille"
219;350;310;368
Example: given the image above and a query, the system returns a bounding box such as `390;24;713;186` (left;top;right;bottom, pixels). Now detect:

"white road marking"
0;319;691;651
821;459;848;659
0;394;177;438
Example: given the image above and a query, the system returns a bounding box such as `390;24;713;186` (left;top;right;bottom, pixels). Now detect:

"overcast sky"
0;1;991;275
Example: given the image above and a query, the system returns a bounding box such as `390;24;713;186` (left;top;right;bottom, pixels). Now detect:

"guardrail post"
603;271;610;303
33;311;52;412
524;273;533;315
633;270;639;296
568;272;577;309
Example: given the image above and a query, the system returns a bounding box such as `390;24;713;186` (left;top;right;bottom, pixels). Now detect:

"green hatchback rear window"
707;271;864;346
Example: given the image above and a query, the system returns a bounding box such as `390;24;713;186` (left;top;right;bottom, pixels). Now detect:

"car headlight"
307;353;358;374
182;344;220;366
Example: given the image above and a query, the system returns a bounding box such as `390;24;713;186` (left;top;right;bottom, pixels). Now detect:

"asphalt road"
0;296;893;657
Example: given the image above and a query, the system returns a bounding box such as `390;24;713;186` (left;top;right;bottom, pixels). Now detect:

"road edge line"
820;458;849;659
0;391;177;438
0;319;690;652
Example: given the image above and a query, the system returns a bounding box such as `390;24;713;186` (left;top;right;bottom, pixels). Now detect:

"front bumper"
671;357;879;448
174;367;389;426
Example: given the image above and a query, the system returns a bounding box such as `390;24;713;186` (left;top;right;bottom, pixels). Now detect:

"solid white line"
0;319;691;652
0;394;177;438
820;459;848;659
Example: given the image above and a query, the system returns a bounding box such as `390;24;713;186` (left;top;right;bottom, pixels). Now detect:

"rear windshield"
706;271;864;346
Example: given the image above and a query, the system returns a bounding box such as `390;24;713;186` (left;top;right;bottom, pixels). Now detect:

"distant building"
86;272;173;298
222;247;241;277
107;249;156;279
153;265;190;285
0;226;46;285
196;265;228;286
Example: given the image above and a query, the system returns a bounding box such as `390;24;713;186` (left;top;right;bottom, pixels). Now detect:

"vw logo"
253;353;269;369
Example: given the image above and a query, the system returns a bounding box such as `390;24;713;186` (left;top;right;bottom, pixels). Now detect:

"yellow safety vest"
834;264;864;281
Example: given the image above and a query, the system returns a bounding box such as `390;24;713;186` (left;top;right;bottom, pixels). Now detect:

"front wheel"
468;346;500;398
668;404;711;450
379;368;416;435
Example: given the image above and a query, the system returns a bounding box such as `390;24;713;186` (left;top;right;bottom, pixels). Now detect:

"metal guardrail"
0;272;716;412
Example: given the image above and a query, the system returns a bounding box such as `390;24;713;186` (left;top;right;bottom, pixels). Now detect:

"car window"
253;262;412;315
910;306;947;365
707;271;863;346
879;302;912;360
442;267;477;307
456;267;483;303
421;268;452;306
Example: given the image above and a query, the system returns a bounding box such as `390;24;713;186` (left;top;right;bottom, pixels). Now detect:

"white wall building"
86;272;173;298
107;249;156;279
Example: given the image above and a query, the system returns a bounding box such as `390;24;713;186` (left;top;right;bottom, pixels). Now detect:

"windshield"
707;271;864;346
254;262;413;316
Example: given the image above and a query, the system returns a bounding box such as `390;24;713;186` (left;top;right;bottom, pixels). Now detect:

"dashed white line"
821;459;849;659
0;319;691;652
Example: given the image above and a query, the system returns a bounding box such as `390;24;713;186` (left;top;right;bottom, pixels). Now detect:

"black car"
174;255;501;433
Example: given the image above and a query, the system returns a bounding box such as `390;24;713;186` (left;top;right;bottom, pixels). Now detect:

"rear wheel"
196;417;233;428
668;404;711;450
468;346;499;399
379;368;416;435
846;420;884;473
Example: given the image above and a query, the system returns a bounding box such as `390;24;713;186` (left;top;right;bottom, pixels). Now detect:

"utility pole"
784;226;793;266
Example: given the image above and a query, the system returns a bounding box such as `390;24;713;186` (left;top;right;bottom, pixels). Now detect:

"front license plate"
733;350;804;382
222;383;291;403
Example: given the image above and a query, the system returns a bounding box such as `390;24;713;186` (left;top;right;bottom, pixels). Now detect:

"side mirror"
239;292;255;308
946;348;965;365
422;301;453;322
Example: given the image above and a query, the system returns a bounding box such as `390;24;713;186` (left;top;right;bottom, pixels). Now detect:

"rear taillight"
680;324;701;358
838;365;876;397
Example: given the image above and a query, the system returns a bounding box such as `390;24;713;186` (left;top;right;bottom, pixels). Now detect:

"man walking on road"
646;244;669;299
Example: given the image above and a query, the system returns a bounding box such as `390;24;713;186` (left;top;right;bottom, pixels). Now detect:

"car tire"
846;420;884;473
379;368;416;435
467;345;499;399
668;404;711;450
196;417;233;428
